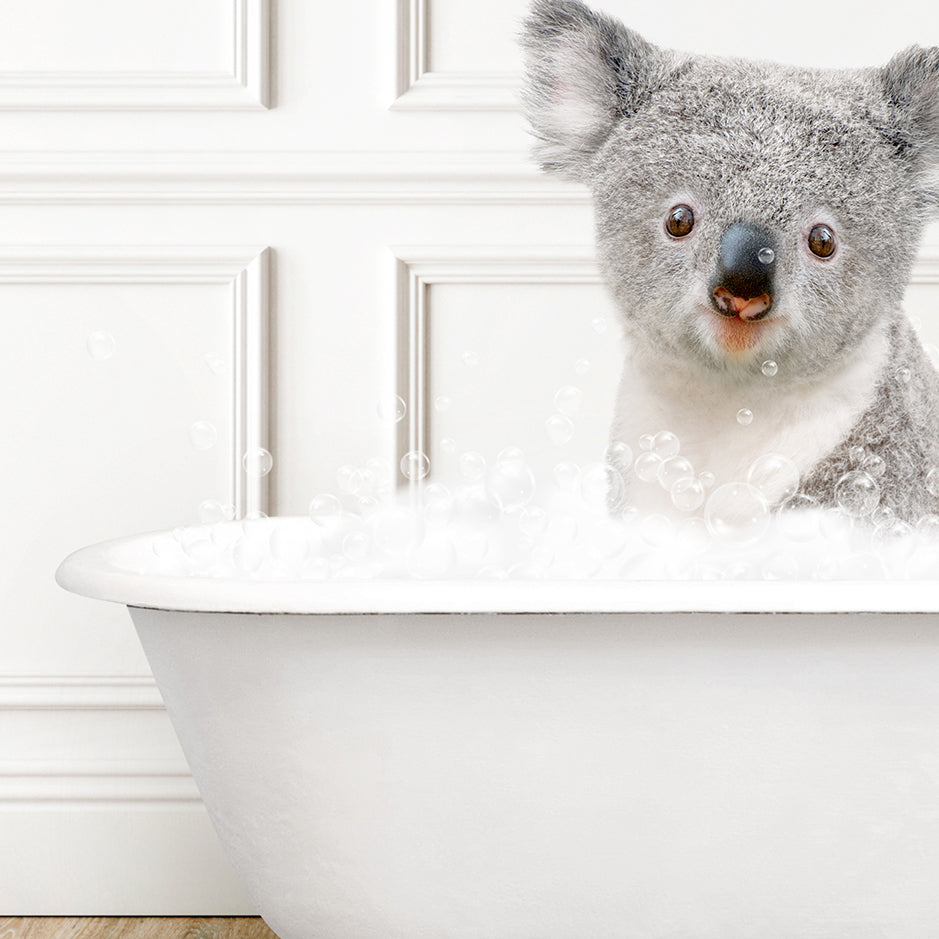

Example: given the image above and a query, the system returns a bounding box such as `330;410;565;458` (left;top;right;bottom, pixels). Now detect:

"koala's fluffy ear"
520;0;669;179
881;46;939;202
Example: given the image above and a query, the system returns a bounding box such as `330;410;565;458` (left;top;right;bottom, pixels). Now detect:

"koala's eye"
808;224;836;259
665;205;695;238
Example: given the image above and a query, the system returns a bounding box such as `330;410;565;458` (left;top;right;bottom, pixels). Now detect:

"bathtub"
57;518;939;939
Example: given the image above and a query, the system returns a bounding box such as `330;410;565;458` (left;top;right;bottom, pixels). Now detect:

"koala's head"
521;0;939;384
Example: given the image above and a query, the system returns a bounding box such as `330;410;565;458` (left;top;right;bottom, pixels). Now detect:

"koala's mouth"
711;287;773;321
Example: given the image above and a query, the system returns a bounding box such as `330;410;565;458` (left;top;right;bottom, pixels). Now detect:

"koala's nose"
711;222;777;320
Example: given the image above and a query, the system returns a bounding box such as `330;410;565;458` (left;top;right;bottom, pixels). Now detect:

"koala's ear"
881;46;939;169
520;0;668;179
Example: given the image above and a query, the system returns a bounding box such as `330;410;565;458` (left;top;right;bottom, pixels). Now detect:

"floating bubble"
591;317;607;334
926;467;939;497
190;421;218;451
705;483;770;543
243;447;273;478
546;413;574;445
309;493;343;525
489;456;536;511
199;500;235;524
400;450;430;481
657;456;695;490
459;450;486;482
757;247;775;264
519;505;548;538
377;394;407;423
440;437;457;454
553;462;580;491
761;360;778;377
574;358;591;375
608;440;634;471
862;454;886;478
336;465;365;494
87;330;116;360
204;353;225;374
651;431;680;459
433;395;452;412
835;470;880;517
638;434;654;452
848;446;866;464
698;471;716;489
746;453;800;501
497;446;525;466
736;408;754;426
670;476;706;512
554;385;584;416
461;351;479;368
633;451;662;482
895;367;911;384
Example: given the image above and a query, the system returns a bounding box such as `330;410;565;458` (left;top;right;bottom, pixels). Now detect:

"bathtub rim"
55;522;939;616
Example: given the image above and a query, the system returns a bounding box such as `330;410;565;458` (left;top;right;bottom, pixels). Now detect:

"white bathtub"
57;519;939;939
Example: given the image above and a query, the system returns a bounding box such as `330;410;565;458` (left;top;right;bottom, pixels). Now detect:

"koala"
521;0;939;526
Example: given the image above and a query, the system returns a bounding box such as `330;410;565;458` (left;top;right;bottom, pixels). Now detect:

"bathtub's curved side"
130;606;939;939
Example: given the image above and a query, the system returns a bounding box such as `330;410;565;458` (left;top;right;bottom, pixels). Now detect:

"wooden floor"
0;921;279;939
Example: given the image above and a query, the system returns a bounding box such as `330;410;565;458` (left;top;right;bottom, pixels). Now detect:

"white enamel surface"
132;606;939;939
55;517;939;614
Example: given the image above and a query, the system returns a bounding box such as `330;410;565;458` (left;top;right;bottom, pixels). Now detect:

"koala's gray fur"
521;0;939;525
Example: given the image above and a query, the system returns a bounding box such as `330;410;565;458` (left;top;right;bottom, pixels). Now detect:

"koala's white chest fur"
610;326;889;514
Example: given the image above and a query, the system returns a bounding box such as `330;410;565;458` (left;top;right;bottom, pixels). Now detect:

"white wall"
1;0;938;915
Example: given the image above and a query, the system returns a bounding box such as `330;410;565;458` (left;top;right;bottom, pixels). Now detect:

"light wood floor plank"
0;919;279;939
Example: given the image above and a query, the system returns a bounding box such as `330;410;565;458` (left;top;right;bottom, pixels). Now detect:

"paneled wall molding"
0;151;584;204
392;245;601;486
0;245;271;518
0;675;162;710
394;0;518;109
0;0;269;110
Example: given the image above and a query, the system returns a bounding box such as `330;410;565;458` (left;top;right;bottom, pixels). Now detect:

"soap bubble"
433;395;452;412
553;462;580;491
422;483;454;526
574;358;591;375
519;505;548;538
554;385;584;416
634;451;662;482
746;453;800;501
926;467;939;497
309;493;343;525
651;431;680;459
757;247;775;264
87;330;116;360
861;454;886;478
461;351;479;368
199;500;235;524
698;471;716;489
608;440;633;472
546;414;574;445
400;450;430;481
761;360;778;377
591;317;607;334
336;465;365;494
705;483;770;543
895;367;911;384
657;456;695;490
440;437;457;454
848;446;866;463
459;450;486;481
638;434;654;452
489;454;536;511
736;408;754;426
454;487;502;527
190;421;218;451
376;394;407;423
243;448;273;478
670;476;706;512
835;471;880;517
